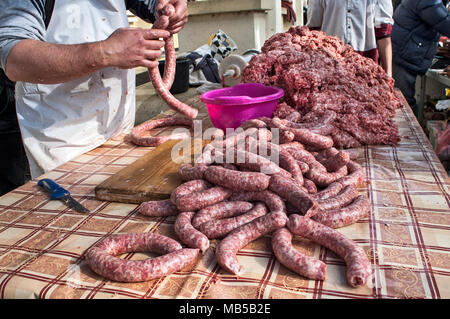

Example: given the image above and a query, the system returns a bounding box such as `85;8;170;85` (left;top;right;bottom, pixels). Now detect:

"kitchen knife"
37;178;90;213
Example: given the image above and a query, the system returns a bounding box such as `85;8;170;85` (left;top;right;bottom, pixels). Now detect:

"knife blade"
37;178;90;213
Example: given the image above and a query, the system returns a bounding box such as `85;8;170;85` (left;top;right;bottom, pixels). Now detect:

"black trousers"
392;61;419;117
0;124;30;196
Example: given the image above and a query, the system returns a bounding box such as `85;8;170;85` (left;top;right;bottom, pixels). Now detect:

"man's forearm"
377;37;392;77
5;39;108;84
4;27;169;84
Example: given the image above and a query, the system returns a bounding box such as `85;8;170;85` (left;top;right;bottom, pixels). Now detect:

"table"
0;99;449;299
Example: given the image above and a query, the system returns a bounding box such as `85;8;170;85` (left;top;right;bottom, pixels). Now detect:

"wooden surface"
95;139;186;204
95;96;212;204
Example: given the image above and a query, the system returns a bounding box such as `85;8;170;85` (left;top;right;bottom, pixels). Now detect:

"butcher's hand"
157;0;188;34
100;28;170;69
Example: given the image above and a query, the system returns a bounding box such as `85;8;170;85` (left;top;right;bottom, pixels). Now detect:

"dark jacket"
392;0;450;75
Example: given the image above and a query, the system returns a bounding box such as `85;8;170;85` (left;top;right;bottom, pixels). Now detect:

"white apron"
15;0;136;178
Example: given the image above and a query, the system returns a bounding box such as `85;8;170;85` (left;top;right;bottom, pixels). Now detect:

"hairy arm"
375;0;394;76
377;36;392;76
5;28;169;84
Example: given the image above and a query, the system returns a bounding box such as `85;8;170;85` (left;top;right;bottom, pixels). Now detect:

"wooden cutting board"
95;139;208;204
95;96;212;204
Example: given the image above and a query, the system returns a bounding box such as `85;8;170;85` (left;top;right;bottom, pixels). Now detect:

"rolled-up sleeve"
306;0;325;29
375;0;394;39
126;0;159;24
0;0;46;71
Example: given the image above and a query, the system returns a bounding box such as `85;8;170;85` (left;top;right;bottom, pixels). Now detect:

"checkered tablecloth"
0;100;449;299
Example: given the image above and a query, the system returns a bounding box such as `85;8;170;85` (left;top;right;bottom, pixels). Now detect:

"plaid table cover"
0;100;449;299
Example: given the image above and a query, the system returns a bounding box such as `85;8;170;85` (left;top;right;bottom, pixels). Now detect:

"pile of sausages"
128;122;371;287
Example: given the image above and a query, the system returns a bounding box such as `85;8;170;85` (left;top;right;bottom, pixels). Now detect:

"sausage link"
287;215;371;287
305;162;348;187
138;199;178;217
175;212;210;253
152;5;176;88
195;144;218;165
191;201;254;229
321;151;350;172
314;182;343;201
271;118;334;149
204;166;270;192
280;118;334;135
297;161;310;174
178;164;208;181
268;175;318;217
337;161;366;188
153;4;174;29
161;36;176;89
343;149;360;160
130;116;193;147
239;119;269;130
220;163;239;170
216;149;285;176
175;186;233;212
215;211;288;275
239;138;294;180
198;202;268;239
149;68;198;118
283;147;316;165
215;127;272;150
170;179;211;205
279;130;295;144
312;195;371;228
85;233;199;282
272;228;326;280
317;185;359;211
148;4;198;118
303;178;317;194
279;141;305;150
279;150;304;186
230;190;286;213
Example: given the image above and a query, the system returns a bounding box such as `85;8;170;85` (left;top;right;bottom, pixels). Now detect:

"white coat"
15;0;136;178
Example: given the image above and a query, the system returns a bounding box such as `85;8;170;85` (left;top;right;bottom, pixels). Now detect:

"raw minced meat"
242;26;403;148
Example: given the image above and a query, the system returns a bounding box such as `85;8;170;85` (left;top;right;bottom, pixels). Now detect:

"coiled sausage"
130;116;193;147
175;186;233;212
198;202;268;239
268;175;318;217
138;199;178;217
312;195;371;228
204;165;270;191
191;201;254;229
175;212;210;253
272;228;326;280
215;211;288;275
85;233;199;282
287;215;371;287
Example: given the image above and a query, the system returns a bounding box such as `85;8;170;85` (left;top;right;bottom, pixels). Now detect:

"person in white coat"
0;0;188;190
306;0;394;76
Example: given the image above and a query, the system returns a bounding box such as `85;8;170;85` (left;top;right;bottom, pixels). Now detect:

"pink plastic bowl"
200;83;284;131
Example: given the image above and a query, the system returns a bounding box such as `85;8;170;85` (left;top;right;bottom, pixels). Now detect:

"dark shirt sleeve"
0;0;47;71
125;0;159;24
418;0;450;37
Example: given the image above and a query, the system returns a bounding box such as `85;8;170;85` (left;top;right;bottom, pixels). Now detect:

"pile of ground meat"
242;26;403;148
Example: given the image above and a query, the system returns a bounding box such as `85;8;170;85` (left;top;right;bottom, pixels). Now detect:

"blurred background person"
391;0;450;116
307;0;394;76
